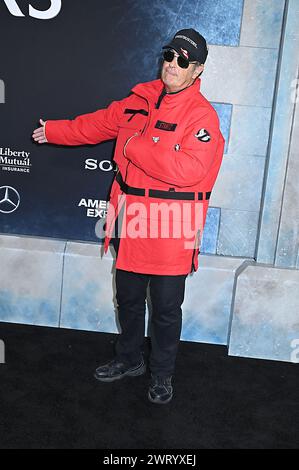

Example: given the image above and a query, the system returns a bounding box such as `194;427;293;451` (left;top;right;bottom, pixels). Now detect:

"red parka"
45;78;225;275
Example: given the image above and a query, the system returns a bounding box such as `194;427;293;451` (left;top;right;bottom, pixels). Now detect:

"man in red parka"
32;29;225;405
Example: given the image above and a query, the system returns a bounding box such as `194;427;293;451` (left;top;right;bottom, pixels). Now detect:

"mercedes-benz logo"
0;186;20;214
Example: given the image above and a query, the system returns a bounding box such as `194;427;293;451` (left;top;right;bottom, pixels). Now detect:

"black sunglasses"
163;49;196;69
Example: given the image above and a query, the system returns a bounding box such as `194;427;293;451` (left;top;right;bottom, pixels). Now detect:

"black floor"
0;322;298;449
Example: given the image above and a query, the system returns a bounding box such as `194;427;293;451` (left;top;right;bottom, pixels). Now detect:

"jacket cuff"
44;120;57;144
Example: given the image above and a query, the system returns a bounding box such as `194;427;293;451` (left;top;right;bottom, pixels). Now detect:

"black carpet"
0;322;298;449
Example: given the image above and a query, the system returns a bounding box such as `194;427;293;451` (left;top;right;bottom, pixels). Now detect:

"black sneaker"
148;375;173;404
94;358;146;382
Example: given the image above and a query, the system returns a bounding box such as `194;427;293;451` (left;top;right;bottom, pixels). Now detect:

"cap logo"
180;48;189;59
175;34;198;49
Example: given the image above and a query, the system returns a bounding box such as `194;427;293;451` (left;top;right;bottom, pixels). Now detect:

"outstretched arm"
32;96;131;146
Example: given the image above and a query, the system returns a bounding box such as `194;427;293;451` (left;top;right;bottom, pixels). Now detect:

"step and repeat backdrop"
0;0;243;247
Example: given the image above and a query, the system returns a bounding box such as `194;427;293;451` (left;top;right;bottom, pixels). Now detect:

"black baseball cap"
162;28;208;64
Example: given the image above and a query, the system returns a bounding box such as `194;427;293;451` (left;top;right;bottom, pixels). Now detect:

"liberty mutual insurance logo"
0;147;32;174
0;186;20;214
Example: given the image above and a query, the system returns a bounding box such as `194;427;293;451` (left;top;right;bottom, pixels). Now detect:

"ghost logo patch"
195;128;211;142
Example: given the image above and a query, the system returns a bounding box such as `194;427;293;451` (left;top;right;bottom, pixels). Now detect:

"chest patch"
155;120;177;132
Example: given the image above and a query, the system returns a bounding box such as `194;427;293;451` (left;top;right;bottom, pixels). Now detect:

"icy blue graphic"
212;103;232;154
201;207;221;255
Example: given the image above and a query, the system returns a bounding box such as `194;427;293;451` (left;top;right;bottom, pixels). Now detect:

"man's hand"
32;119;48;144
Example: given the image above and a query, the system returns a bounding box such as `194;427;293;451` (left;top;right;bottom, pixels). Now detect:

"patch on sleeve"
195;128;211;142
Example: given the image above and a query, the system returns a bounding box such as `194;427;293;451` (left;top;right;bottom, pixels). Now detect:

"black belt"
116;172;211;201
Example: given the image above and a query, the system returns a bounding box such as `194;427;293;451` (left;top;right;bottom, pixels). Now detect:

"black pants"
112;238;187;377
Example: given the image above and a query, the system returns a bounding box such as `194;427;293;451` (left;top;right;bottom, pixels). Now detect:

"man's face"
161;49;204;93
